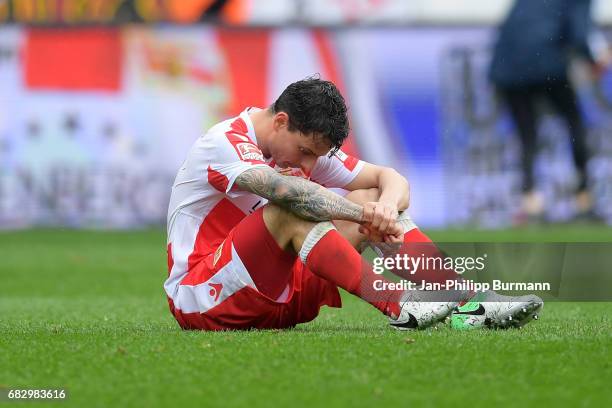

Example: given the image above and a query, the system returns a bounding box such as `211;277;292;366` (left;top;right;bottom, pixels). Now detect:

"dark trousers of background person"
498;79;591;193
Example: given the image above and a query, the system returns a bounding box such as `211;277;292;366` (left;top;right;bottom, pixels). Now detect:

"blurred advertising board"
0;26;359;228
2;1;612;26
0;0;290;25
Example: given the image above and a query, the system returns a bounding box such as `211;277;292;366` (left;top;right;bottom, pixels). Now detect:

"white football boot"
451;291;544;329
389;290;460;330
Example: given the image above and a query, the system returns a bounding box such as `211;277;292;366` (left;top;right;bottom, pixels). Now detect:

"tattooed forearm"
235;167;363;223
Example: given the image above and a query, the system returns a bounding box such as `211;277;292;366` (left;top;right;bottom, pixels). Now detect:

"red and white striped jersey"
164;108;364;311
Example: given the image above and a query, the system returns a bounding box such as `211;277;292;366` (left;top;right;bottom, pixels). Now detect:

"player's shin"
299;222;402;319
389;212;473;301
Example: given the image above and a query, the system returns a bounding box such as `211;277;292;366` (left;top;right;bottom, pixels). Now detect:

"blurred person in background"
489;0;610;221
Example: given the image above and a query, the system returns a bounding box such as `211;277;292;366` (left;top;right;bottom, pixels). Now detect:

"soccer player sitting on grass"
164;77;542;331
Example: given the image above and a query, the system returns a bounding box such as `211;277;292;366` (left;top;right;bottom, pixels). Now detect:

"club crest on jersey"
236;142;264;162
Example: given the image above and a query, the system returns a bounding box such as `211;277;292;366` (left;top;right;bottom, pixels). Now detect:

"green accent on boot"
451;292;488;330
456;290;488;313
455;301;481;314
450;314;478;330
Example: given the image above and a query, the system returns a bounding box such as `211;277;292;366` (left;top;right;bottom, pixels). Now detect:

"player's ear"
273;112;289;131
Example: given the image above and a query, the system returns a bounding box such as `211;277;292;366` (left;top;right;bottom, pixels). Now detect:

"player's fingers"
364;226;378;241
386;220;400;236
381;222;399;239
383;235;398;244
378;208;391;234
358;225;370;235
384;207;398;234
362;203;375;223
388;223;403;239
387;220;399;236
371;205;384;230
390;208;399;223
363;225;382;242
385;233;403;244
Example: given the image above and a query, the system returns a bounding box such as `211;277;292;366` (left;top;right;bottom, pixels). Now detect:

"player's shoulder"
204;115;242;140
200;114;264;164
315;149;360;171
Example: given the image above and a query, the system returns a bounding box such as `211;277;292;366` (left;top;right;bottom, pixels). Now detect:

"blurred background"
1;0;611;230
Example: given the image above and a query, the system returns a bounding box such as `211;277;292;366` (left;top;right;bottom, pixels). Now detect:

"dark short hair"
271;76;349;155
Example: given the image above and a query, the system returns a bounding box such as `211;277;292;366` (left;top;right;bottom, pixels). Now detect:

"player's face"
270;114;332;172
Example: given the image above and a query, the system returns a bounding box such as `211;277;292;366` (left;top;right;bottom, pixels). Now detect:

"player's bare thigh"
262;188;381;253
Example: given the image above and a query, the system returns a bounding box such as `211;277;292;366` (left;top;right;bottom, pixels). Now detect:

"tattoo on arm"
235;167;363;223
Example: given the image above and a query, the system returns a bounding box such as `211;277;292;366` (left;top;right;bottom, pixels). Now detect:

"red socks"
397;228;461;284
298;215;473;319
301;224;401;319
399;225;474;302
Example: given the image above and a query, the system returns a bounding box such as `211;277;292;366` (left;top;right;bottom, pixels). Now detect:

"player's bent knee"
345;187;380;205
262;204;316;247
263;203;303;225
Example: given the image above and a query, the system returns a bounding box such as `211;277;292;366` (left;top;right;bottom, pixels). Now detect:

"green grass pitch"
1;227;611;407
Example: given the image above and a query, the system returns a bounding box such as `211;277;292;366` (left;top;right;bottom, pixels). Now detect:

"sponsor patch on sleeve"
235;142;265;163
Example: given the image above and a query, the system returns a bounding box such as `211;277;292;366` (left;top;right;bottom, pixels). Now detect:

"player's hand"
277;167;309;179
277;167;294;176
361;201;399;236
358;223;403;243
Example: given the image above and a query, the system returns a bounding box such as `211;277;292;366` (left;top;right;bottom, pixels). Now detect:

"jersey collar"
239;107;261;145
